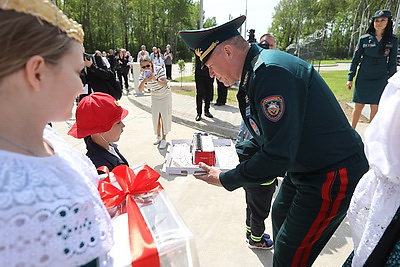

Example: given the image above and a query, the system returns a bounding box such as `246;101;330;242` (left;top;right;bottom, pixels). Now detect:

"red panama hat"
68;92;129;138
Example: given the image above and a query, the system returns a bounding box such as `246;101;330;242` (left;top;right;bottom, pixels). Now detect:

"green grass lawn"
172;76;195;82
171;80;238;104
320;70;352;102
171;70;352;105
311;59;351;65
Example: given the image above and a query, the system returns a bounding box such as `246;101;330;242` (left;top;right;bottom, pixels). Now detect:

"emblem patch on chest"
261;95;285;122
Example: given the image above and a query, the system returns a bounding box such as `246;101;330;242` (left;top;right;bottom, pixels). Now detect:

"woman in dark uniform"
346;9;398;129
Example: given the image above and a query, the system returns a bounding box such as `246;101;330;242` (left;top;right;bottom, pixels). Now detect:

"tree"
269;0;399;59
177;59;185;87
57;0;199;61
203;17;217;28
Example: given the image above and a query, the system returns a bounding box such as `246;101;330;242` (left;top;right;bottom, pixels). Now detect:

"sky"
202;0;281;41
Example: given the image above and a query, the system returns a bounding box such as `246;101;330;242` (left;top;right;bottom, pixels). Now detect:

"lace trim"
0;126;113;266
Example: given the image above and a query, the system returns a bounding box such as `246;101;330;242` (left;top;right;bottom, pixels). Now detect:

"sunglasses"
259;41;270;49
141;64;151;69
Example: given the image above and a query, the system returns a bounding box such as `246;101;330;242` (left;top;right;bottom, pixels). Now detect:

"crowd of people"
82;44;174;98
1;0;399;266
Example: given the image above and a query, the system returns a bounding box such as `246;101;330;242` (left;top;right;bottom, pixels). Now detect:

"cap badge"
195;40;220;62
114;101;121;107
379;11;384;15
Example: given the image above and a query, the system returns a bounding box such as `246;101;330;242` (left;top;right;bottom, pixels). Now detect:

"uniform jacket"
348;33;398;81
220;44;365;191
84;136;129;171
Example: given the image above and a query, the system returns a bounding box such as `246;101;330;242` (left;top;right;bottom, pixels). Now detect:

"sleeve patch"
261;95;285;122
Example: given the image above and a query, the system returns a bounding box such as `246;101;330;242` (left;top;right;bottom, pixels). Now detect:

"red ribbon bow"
98;165;163;267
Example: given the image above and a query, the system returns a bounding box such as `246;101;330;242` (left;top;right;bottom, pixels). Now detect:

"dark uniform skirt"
353;57;388;104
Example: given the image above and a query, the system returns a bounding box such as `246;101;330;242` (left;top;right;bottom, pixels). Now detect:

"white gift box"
108;190;199;267
165;139;239;175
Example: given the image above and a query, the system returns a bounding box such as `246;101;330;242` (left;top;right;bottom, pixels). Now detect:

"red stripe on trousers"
292;168;348;266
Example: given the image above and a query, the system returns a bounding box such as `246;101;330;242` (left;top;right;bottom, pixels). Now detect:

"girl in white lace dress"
344;71;400;266
0;1;113;266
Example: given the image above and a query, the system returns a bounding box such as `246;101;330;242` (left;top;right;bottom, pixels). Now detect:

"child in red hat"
68;92;129;170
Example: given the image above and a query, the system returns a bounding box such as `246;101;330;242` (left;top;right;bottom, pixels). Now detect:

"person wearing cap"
346;9;398;129
343;71;400;266
68;92;129;170
179;16;369;266
0;1;113;266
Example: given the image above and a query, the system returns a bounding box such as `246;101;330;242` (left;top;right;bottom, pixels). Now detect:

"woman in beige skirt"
138;56;172;149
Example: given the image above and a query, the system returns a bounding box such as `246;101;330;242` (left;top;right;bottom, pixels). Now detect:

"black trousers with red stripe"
271;150;369;267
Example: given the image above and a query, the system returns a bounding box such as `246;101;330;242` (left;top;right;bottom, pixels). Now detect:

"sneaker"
153;136;161;145
159;139;167;149
248;235;274;250
246;232;271;242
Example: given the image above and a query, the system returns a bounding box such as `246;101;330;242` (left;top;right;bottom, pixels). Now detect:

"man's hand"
346;81;353;90
193;162;223;187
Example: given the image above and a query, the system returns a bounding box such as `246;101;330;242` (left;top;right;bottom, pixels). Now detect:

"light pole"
200;0;204;29
244;0;248;39
394;2;400;35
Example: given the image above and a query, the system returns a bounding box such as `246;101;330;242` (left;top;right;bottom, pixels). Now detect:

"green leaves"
269;0;399;59
58;0;199;61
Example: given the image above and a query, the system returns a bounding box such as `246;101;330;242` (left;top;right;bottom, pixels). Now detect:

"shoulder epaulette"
360;34;370;39
253;54;265;71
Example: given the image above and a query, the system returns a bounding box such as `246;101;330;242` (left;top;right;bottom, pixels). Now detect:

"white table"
128;62;141;94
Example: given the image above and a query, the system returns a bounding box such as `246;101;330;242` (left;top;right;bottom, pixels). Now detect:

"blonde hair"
0;10;74;81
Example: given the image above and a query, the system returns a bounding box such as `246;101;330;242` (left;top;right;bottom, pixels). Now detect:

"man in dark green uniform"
179;16;369;267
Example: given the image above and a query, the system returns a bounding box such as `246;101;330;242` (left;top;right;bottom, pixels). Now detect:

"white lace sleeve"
348;72;400;266
0;126;113;267
365;73;400;183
